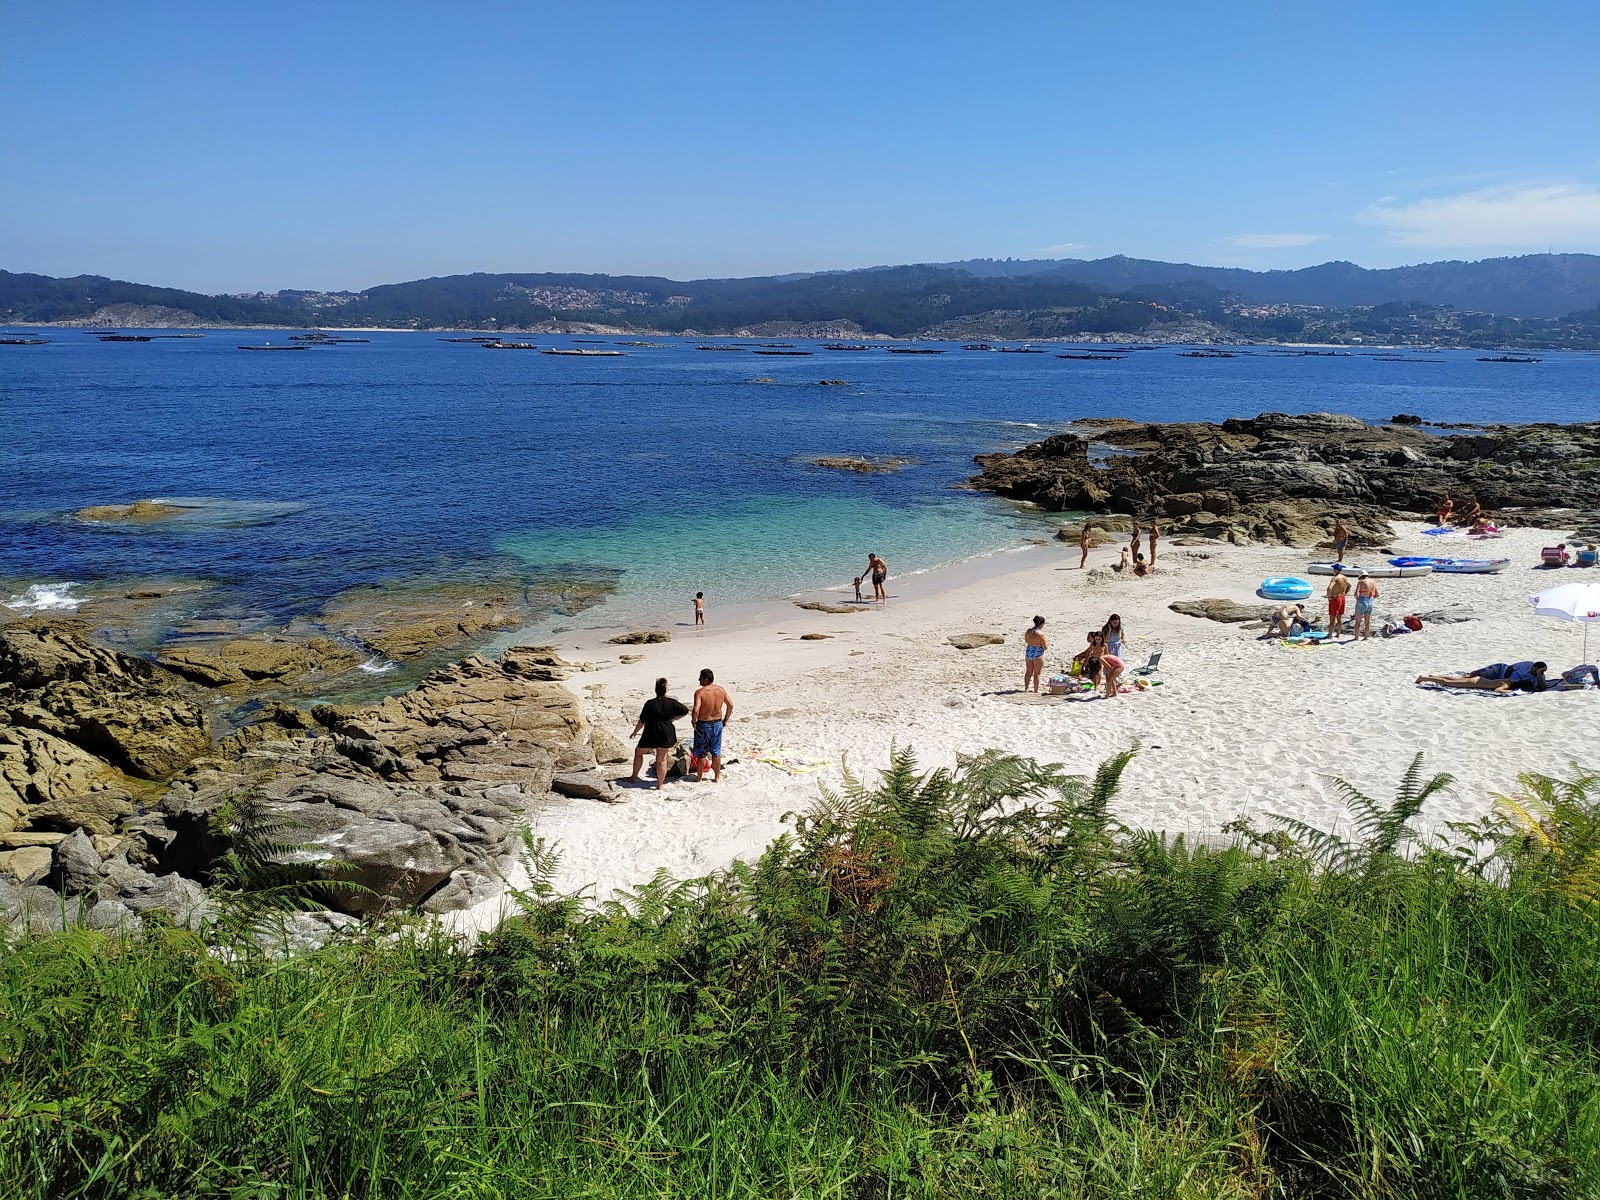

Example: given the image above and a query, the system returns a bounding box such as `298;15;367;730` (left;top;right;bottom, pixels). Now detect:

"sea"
3;331;1596;645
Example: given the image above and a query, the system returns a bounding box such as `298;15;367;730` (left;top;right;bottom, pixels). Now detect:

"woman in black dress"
628;677;689;790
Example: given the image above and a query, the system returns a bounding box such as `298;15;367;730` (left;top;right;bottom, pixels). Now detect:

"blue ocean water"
3;331;1596;635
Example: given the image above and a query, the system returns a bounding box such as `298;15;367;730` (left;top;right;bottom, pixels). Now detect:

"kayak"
1258;576;1313;601
1308;562;1434;578
1388;556;1510;574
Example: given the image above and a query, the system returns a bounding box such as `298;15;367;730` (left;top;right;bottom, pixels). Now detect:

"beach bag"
1542;545;1570;565
1403;614;1423;632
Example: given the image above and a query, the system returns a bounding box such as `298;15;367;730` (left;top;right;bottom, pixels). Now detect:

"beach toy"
1308;562;1433;578
1258;577;1313;601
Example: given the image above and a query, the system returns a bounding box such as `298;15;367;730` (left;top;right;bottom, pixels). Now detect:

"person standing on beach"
693;592;705;626
1023;615;1048;693
1101;613;1126;659
1326;567;1351;636
1079;522;1092;569
691;668;734;782
628;677;689;791
1332;518;1349;563
1097;640;1125;699
1147;520;1160;571
865;553;888;604
1129;521;1142;560
1352;572;1379;641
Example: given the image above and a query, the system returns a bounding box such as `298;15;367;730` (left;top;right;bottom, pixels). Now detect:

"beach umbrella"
1528;582;1600;664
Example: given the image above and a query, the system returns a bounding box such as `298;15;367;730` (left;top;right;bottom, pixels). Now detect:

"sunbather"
1417;661;1547;692
1266;602;1309;637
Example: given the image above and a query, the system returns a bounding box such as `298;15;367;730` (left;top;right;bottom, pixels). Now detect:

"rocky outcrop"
321;585;526;660
1169;599;1276;624
607;630;672;645
948;633;1006;649
972;413;1600;547
0;638;599;927
0;621;209;778
158;635;363;688
807;456;918;474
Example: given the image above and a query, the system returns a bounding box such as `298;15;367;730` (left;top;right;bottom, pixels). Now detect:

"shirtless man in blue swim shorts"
691;668;734;782
1023;615;1048;692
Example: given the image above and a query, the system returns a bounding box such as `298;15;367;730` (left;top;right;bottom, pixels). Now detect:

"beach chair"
1134;649;1163;676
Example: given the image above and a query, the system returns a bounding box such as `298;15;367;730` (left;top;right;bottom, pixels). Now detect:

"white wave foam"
4;582;85;612
358;658;399;675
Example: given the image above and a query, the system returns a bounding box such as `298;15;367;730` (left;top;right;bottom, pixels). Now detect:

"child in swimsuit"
1098;647;1125;699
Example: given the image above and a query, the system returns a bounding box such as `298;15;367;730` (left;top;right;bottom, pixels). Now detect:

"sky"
4;0;1599;292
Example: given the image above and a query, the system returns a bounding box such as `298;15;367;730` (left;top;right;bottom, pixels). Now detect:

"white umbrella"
1529;582;1600;664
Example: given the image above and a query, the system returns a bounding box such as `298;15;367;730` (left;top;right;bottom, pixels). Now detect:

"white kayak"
1308;562;1434;579
1388;556;1511;574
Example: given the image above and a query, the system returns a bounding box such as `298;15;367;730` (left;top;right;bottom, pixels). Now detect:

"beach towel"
1416;682;1514;698
747;746;832;775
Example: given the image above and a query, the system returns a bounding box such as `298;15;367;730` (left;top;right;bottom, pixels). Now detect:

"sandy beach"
446;522;1593;929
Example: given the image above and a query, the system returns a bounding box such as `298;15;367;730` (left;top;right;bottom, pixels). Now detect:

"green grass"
1;750;1597;1198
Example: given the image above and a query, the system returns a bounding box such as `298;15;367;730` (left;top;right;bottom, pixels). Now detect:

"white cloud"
1031;242;1088;256
1222;233;1327;249
1363;183;1600;248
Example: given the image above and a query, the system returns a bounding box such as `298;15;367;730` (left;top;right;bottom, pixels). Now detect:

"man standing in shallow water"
691;668;734;782
865;553;888;604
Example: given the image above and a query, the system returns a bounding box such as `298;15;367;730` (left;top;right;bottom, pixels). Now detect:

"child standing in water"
693;592;705;626
852;577;864;602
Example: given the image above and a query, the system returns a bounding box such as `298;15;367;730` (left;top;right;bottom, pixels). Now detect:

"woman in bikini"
1022;615;1047;693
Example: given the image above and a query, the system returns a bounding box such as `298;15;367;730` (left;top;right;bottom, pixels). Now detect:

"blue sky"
5;0;1598;291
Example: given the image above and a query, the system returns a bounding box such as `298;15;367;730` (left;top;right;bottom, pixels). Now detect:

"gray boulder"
1169;598;1276;624
49;829;103;896
551;771;618;802
276;800;468;916
947;633;1006;650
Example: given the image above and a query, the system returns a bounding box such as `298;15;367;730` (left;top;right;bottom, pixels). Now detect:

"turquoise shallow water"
2;330;1595;639
497;493;1035;626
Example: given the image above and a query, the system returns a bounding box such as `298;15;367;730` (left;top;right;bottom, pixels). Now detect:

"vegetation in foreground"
2;749;1598;1199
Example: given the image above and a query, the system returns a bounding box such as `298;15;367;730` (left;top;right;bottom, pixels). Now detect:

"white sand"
448;523;1594;932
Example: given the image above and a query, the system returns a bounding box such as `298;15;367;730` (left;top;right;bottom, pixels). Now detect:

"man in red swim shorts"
1326;567;1351;636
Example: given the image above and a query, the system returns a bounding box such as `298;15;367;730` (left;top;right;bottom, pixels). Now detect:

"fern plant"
1491;766;1600;908
209;789;365;933
1271;753;1455;879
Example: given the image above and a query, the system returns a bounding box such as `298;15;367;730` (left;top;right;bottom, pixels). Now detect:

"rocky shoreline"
0;617;628;940
970;412;1600;546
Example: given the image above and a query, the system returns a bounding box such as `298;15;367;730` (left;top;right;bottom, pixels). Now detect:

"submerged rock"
72;499;188;524
807;455;917;473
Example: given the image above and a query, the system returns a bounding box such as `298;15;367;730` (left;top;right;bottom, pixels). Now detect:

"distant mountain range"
926;253;1600;319
3;253;1599;344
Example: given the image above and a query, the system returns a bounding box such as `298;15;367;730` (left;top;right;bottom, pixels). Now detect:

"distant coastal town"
6;252;1600;349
